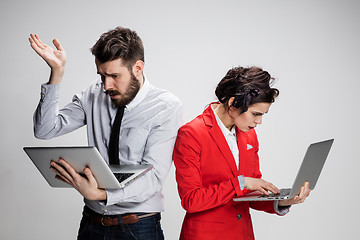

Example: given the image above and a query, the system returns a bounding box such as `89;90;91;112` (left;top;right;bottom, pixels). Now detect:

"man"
29;27;182;240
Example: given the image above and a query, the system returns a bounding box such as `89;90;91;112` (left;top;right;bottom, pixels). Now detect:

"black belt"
83;206;158;226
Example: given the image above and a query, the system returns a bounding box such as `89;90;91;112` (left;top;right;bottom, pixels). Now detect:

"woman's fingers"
245;177;280;195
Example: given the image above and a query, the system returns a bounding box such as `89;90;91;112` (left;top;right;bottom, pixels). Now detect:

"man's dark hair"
215;66;279;113
91;26;144;70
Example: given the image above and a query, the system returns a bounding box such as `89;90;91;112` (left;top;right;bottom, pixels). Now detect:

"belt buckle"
100;216;110;226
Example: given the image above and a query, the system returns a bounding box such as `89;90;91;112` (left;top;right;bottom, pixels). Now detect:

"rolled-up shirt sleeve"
274;200;291;216
238;175;245;190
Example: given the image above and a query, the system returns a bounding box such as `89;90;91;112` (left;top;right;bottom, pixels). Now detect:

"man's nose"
103;77;113;91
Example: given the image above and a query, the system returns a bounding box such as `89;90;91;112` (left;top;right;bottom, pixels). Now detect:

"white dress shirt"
211;105;239;169
211;105;245;190
34;77;183;215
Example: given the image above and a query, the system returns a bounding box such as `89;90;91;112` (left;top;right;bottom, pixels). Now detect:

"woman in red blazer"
173;66;310;240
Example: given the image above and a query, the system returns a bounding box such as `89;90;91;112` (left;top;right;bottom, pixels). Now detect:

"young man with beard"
29;27;182;240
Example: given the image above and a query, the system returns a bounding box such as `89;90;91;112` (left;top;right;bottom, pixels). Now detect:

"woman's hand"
278;182;311;206
244;177;280;195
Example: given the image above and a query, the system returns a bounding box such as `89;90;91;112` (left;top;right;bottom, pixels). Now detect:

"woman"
173;66;310;240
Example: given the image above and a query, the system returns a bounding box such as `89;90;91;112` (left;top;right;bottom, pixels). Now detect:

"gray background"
1;0;359;239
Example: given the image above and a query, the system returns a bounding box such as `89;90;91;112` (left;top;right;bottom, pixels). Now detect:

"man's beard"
105;73;141;107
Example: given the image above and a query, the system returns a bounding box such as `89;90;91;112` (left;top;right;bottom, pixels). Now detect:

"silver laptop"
233;139;334;201
23;146;153;189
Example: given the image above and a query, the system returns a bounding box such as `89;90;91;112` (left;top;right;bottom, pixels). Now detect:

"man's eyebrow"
97;71;119;76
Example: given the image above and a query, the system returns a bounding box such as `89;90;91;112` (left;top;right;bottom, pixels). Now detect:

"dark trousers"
77;207;164;240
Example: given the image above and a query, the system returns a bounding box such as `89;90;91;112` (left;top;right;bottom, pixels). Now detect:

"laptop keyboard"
259;188;291;199
113;173;135;183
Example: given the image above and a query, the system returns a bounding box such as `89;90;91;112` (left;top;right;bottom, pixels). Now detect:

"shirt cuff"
104;189;124;207
40;83;61;102
237;175;245;191
274;200;291;216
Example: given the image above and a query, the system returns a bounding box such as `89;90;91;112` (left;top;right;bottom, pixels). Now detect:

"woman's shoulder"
178;113;208;137
180;114;205;130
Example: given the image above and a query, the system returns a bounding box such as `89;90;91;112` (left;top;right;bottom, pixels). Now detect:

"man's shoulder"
76;79;108;101
146;84;182;109
74;79;103;97
87;79;103;93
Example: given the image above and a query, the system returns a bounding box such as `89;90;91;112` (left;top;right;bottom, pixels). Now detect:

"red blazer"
173;104;280;240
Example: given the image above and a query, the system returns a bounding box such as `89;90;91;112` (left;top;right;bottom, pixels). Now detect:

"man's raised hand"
29;34;67;84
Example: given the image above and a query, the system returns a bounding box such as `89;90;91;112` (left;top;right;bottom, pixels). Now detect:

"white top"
211;104;239;169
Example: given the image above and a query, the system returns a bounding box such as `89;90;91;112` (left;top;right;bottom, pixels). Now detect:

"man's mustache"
105;90;121;96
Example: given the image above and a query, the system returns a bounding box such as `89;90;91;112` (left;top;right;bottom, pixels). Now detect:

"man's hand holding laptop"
50;158;107;201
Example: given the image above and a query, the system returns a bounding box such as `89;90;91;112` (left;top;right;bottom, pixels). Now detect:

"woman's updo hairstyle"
215;66;279;114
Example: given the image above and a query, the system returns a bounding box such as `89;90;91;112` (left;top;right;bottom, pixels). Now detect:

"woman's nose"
255;116;262;125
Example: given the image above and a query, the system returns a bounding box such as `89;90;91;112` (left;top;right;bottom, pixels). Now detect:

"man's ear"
132;60;144;77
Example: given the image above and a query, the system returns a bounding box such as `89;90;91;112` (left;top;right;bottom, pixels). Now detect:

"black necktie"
108;106;125;165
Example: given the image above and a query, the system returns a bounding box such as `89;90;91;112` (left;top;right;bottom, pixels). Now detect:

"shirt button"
104;209;108;213
237;214;242;220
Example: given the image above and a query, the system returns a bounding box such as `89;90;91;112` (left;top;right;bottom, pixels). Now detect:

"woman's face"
229;102;271;132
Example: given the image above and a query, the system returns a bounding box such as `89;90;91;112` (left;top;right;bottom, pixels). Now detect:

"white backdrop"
1;0;359;239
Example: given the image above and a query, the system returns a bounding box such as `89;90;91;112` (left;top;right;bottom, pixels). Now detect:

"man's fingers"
53;38;64;51
31;34;46;49
58;159;78;177
29;34;51;59
83;168;97;185
83;168;93;178
55;174;72;185
35;34;45;47
53;159;94;188
29;34;43;53
50;165;73;186
50;160;74;183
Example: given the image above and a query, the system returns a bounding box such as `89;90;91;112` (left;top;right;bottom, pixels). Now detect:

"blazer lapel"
236;127;248;174
203;104;239;176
